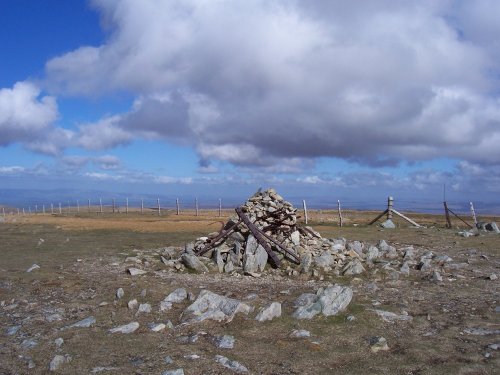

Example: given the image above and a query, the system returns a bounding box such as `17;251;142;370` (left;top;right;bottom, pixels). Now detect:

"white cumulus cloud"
42;0;500;169
0;81;58;146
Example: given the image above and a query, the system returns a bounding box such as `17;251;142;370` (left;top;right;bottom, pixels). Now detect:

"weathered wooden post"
157;198;161;216
112;198;115;213
176;198;180;215
469;202;478;227
302;199;308;225
42;205;45;215
35;205;38;214
51;203;54;214
77;200;80;213
195;198;199;217
126;198;129;214
88;199;91;213
337;200;343;227
218;198;222;217
387;196;393;220
141;198;144;214
99;198;103;214
443;201;451;228
2;207;5;218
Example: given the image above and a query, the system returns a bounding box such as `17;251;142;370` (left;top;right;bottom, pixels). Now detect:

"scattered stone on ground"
26;264;40;273
162;369;184;375
215;355;249;373
54;337;64;348
6;325;21;336
372;309;413;323
49;354;71;372
290;329;311;338
137;303;152;314
62;316;96;330
109;322;140;334
255;302;282;322
293;285;353;319
380;219;396;229
212;335;235;349
181;290;253;324
464;328;500;336
149;323;166;332
127;267;147;276
369;336;389;353
116;287;124;299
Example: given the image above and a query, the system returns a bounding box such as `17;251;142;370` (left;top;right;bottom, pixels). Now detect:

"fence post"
51;203;54;214
176;198;180;215
99;198;103;214
35;205;38;214
42;205;45;215
195;198;199;216
387;196;393;220
88;199;91;213
17;208;20;215
218;198;222;217
157;198;161;216
337;200;343;227
23;208;25;215
2;207;4;219
443;201;451;228
141;198;144;214
59;203;62;214
112;198;115;213
77;200;80;213
302;199;308;225
126;198;129;214
469;202;478;227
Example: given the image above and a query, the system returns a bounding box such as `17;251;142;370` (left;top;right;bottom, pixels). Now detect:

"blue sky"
1;1;500;211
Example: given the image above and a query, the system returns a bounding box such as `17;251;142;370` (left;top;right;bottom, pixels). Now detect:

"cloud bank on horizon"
1;0;500;195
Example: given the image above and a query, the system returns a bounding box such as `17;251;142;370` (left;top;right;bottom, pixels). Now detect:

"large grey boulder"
255;302;282;322
342;259;365;275
347;241;364;257
314;251;334;268
243;235;268;273
485;222;500;233
366;246;380;262
380;219;396;229
164;288;188;303
181;253;208;273
299;253;313;273
181;290;253;324
293;285;353;319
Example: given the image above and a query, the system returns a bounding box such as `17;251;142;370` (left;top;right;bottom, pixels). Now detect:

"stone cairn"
188;188;370;276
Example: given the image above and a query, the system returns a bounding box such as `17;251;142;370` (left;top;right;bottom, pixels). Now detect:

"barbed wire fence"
1;195;498;229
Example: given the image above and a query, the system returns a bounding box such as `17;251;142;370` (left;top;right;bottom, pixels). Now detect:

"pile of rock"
180;189;368;276
173;189;455;280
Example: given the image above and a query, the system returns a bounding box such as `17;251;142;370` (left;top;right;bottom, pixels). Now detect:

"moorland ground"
0;209;498;374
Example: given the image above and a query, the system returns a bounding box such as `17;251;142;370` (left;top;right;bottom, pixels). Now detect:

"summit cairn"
187;188;360;276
